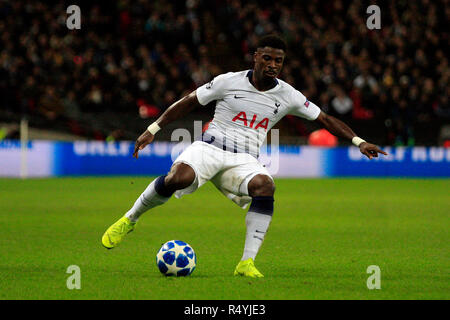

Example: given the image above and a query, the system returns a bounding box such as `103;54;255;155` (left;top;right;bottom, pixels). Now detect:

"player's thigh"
172;141;225;188
213;160;273;196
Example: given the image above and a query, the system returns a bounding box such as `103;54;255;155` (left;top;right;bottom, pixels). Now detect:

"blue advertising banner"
1;140;449;178
52;141;175;176
0;140;53;177
324;146;450;177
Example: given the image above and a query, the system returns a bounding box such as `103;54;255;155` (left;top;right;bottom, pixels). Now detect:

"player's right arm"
133;90;200;158
133;72;232;158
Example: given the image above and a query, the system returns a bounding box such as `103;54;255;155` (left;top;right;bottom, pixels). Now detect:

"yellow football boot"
233;258;264;278
102;216;136;249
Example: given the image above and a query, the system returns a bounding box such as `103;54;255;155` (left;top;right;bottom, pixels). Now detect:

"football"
156;240;196;276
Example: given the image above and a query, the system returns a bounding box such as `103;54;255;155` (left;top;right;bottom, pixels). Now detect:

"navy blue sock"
248;196;274;216
154;175;175;198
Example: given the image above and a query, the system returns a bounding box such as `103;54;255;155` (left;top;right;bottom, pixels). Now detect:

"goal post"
20;118;28;179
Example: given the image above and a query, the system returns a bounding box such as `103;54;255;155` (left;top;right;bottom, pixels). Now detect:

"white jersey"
195;70;321;158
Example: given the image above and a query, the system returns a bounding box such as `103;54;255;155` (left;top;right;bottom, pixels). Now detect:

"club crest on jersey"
232;111;269;131
304;100;310;108
274;101;281;114
206;79;214;89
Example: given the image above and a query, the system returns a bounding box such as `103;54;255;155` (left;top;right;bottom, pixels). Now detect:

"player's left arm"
315;111;387;159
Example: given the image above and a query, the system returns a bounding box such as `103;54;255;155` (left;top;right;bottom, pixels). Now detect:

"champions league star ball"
156;240;196;276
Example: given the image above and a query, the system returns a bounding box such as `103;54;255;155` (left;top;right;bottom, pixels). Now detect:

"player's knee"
248;174;275;197
165;163;196;191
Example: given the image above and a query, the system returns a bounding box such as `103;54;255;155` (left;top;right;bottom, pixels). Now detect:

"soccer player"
102;35;387;278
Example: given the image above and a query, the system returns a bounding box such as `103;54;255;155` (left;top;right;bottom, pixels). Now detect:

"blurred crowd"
0;0;448;145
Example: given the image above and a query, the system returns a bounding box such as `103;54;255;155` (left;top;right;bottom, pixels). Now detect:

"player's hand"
133;130;155;158
359;142;388;160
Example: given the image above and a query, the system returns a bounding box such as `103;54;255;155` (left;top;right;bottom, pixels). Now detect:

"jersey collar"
246;70;279;93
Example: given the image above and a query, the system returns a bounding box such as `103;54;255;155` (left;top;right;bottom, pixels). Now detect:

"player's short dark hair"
256;34;287;52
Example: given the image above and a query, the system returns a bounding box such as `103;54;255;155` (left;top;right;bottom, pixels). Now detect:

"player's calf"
124;163;196;223
238;174;275;274
102;164;197;249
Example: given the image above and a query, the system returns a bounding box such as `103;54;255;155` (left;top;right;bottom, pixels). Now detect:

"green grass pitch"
0;177;448;300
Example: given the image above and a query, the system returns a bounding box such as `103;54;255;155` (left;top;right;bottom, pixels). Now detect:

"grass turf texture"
0;177;448;300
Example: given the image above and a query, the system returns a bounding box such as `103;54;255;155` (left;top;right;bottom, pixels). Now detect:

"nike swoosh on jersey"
234;95;245;99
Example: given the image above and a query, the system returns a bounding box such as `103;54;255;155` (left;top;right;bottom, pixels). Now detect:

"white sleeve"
288;88;321;121
196;73;231;106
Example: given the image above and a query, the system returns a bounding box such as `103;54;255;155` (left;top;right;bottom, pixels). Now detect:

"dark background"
0;0;448;145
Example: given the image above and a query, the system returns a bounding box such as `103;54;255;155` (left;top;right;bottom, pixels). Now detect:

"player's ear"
253;51;258;63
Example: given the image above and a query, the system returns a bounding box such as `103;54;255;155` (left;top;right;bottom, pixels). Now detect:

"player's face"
253;47;285;80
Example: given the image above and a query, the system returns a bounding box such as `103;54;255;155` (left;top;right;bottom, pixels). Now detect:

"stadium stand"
0;0;448;145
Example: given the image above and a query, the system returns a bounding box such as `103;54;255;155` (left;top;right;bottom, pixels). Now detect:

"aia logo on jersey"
304;100;310;108
232;111;269;131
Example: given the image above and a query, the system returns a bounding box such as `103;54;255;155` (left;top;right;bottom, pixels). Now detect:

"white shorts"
173;141;272;209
